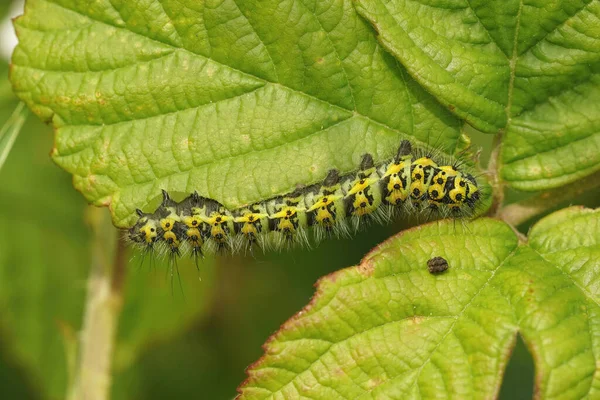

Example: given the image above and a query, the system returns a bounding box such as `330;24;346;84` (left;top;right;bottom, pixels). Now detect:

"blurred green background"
1;2;598;399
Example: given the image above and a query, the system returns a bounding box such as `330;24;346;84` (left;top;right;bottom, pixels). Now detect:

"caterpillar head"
128;209;158;245
464;174;481;208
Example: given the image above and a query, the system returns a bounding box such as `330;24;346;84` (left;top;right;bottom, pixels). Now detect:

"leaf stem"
0;102;27;171
68;208;126;400
487;130;505;216
499;170;600;227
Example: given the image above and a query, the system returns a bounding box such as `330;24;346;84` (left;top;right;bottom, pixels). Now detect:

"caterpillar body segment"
233;203;270;252
126;140;483;258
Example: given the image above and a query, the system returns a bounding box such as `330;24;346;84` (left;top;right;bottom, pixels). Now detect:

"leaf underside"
355;0;600;191
238;207;600;399
10;0;465;227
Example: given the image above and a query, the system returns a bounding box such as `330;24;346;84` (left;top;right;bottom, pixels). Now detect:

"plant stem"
0;102;27;172
68;208;126;400
499;170;600;227
487;130;505;216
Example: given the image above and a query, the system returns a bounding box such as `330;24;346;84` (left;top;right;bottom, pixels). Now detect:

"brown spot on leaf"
408;315;427;325
357;259;374;276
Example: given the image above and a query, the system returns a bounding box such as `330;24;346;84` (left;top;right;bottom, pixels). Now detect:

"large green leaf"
9;0;464;227
355;0;600;191
238;207;600;399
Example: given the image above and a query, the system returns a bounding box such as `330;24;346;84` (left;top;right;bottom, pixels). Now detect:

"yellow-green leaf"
239;208;600;399
355;0;600;191
10;0;462;227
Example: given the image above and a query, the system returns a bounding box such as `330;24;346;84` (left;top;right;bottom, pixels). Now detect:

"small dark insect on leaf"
427;256;449;274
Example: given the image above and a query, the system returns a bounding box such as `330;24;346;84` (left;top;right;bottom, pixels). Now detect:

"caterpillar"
126;140;482;262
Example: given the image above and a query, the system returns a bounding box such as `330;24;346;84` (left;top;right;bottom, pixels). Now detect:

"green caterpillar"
126;140;481;260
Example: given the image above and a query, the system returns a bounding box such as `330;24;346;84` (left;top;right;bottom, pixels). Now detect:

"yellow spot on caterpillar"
466;180;479;201
413;157;438;169
203;212;231;243
271;206;299;235
186;227;202;242
235;211;267;242
410;157;438;201
160;217;176;231
308;195;338;228
182;215;202;228
163;230;180;250
139;221;158;244
347;178;372;196
449;175;468;205
349;184;379;216
384;160;410;205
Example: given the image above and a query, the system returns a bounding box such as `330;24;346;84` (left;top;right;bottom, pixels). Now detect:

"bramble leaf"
355;0;600;191
239;207;600;399
10;0;463;227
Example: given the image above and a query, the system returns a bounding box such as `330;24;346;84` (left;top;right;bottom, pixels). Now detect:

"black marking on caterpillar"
126;140;483;259
427;256;449;274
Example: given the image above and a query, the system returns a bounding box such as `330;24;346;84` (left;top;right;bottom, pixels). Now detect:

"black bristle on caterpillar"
126;140;483;258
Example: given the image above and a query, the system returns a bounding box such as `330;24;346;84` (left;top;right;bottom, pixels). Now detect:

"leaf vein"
533;250;599;309
464;0;510;58
39;0;417;146
517;1;595;57
300;0;357;111
229;0;280;82
505;0;524;128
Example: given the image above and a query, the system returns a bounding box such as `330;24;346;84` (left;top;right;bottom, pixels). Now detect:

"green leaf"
10;0;463;227
517;207;600;398
238;207;600;399
355;0;600;191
